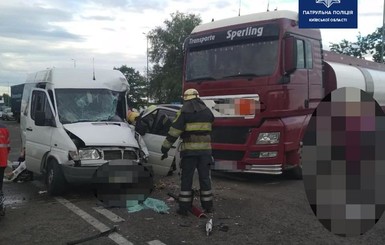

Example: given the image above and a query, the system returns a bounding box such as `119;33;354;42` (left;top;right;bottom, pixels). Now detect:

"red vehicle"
182;10;385;178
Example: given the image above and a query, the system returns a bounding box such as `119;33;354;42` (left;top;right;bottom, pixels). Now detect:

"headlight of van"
256;132;280;144
69;149;101;160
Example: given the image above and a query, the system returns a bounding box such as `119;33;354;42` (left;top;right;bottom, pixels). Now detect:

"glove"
161;152;168;161
161;146;169;154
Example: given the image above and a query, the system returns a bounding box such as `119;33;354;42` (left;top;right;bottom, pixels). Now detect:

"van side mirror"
284;36;297;75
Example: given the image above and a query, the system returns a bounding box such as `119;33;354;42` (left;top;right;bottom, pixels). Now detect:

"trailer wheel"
46;159;67;196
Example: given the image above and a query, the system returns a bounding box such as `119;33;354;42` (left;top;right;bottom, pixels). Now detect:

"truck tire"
286;165;303;180
285;141;303;180
46;159;67;196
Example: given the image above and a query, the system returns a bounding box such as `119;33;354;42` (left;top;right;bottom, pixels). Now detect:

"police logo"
316;0;341;8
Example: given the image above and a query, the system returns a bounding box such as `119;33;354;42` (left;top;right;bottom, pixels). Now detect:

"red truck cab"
182;10;385;178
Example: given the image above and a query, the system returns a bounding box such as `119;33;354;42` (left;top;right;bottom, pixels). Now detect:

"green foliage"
329;27;384;63
113;65;147;109
148;11;202;103
2;93;10;106
366;27;385;63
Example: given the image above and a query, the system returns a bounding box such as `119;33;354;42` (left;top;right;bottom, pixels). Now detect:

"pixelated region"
302;87;385;237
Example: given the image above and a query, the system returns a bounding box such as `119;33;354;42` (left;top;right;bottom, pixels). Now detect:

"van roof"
192;10;298;33
25;68;128;91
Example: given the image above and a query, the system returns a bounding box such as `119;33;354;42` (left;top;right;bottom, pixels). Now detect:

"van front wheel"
46;160;67;196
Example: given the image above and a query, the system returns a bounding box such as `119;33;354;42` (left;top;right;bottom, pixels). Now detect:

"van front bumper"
61;159;152;184
61;164;99;183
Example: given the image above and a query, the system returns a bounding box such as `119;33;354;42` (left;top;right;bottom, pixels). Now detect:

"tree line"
115;11;384;108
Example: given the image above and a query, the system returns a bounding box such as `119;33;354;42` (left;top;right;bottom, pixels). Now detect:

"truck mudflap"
92;159;153;208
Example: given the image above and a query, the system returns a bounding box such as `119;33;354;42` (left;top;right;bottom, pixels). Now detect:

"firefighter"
127;110;140;125
0;122;10;216
161;88;215;215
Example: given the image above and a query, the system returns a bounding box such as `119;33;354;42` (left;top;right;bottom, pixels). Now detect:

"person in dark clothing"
161;88;215;216
0;122;10;216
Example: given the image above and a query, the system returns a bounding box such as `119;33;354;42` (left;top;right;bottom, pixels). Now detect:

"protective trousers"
0;167;4;192
0;167;4;211
179;155;213;211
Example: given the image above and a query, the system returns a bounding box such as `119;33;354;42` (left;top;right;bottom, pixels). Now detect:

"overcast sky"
0;0;383;94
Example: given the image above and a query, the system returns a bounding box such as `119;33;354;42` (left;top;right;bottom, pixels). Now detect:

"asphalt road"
0;120;385;245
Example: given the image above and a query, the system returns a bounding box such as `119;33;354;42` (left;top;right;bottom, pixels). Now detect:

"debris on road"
206;218;213;236
38;191;47;195
66;225;117;245
166;197;175;202
144;198;170;214
218;223;229;232
126;197;170;214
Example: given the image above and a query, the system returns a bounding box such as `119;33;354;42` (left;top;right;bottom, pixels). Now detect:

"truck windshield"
185;40;278;81
55;89;124;124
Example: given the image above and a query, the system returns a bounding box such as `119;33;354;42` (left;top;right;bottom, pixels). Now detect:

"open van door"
25;89;56;174
140;107;179;176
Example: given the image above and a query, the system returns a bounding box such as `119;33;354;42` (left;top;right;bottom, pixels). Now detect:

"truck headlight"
69;149;101;160
256;132;280;144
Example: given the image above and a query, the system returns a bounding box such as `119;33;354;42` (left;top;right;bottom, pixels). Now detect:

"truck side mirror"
284;36;297;75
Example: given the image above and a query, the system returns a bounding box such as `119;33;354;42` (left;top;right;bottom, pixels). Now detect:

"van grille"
103;150;137;160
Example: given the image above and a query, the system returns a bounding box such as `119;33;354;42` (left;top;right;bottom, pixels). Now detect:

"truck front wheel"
286;165;303;180
46;159;67;196
285;141;303;180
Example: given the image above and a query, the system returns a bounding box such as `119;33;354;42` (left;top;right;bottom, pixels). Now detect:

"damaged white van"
20;68;150;195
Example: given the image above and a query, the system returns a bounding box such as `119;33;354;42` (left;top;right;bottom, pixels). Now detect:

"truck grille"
211;127;251;144
212;150;244;161
103;150;137;160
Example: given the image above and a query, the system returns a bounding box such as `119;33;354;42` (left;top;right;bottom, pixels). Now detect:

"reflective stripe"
0;144;10;148
179;190;192;195
181;142;212;151
172;110;181;123
179;197;193;202
200;190;212;195
201;196;213;201
169;127;183;138
162;140;172;149
185;122;212;132
184;135;211;143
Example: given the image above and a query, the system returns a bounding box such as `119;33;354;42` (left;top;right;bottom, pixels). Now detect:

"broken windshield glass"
55;89;124;124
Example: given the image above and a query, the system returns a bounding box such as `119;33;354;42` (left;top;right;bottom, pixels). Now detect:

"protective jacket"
0;123;10;167
161;98;214;157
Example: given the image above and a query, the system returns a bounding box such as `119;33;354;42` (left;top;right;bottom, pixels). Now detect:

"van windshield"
55;89;124;124
185;40;278;81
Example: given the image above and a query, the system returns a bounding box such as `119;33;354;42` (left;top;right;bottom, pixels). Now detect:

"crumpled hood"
63;122;138;148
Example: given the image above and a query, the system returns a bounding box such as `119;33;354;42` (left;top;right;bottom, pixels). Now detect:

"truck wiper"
222;73;260;79
186;76;216;82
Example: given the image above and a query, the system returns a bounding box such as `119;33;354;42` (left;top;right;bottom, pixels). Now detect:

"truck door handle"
26;127;33;131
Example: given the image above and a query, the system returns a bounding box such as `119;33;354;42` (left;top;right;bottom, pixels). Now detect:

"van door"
25;89;56;174
141;108;178;176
